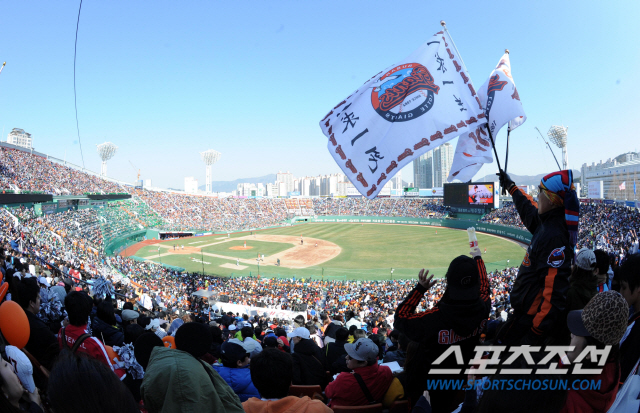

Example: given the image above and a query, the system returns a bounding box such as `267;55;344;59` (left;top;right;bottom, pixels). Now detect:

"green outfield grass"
133;223;526;280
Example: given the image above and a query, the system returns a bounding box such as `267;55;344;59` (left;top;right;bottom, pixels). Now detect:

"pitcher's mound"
230;246;253;250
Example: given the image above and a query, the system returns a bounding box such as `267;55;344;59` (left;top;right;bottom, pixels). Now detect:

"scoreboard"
444;182;498;212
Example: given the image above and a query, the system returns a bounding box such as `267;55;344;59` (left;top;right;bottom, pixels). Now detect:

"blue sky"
1;1;638;189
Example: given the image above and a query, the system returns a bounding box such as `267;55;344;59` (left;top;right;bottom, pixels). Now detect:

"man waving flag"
319;27;485;199
448;52;526;182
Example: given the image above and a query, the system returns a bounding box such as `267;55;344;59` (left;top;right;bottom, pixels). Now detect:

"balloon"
105;345;121;363
0;283;8;302
0;301;30;348
162;336;175;349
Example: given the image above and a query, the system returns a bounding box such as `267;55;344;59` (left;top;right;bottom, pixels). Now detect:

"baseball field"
124;223;526;280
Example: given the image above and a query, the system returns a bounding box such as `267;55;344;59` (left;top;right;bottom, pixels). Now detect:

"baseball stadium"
3;3;640;412
0;143;527;282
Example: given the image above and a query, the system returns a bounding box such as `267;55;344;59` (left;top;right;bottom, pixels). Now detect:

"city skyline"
1;2;638;190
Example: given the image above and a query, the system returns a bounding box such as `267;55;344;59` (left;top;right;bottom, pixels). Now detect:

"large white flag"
319;29;486;199
448;53;526;182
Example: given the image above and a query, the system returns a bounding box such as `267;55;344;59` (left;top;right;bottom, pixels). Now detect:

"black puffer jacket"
291;338;329;389
325;339;349;375
91;316;124;347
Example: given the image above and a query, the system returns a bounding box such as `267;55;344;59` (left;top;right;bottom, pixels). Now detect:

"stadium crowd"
0;147;123;195
1;148;640;412
483;201;640;265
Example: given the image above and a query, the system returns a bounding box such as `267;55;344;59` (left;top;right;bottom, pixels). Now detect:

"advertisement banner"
212;302;305;320
419;187;444;197
588;181;603;199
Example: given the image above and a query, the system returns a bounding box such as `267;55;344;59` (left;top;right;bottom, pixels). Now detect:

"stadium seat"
332;403;383;413
288;384;323;398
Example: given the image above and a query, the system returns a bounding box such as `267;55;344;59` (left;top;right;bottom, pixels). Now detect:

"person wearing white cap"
566;248;598;313
5;346;36;394
0;354;43;412
289;327;329;389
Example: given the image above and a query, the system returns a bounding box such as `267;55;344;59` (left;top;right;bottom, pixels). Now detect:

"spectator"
213;341;260;402
243;349;332;413
0;355;43;413
394;248;489;413
14;277;59;370
57;291;125;378
91;300;125;347
239;326;262;358
563;291;629;412
594;249;611;292
325;327;349;375
120;309;139;327
209;325;224;360
48;351;139;413
325;338;395;407
307;324;324;349
141;323;244;413
497;170;577;346
290;327;329;389
566;248;598;312
617;254;640;382
383;333;408;366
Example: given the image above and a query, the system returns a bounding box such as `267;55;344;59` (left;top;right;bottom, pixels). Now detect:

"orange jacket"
242;396;332;413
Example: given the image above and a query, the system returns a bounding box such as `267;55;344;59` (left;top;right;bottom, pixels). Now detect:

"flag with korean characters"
319;29;486;199
448;52;526;182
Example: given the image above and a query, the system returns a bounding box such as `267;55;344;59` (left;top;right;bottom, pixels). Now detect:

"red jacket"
561;360;620;413
58;324;126;379
325;363;393;407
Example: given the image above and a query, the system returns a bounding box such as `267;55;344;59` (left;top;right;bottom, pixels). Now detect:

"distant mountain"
473;170;581;186
198;174;277;193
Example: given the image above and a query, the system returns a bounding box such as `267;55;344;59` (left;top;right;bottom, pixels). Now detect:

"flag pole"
441;21;505;186
0;62;6;76
504;49;511;175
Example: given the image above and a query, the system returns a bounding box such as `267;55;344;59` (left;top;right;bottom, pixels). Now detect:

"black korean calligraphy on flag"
319;29;486;199
448;53;526;182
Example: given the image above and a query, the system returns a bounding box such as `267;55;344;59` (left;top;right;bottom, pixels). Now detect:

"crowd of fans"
0;147;123;195
0;148;452;234
483;202;640;265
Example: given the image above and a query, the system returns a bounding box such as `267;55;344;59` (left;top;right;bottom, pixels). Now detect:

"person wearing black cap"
394;239;489;413
213;341;260;402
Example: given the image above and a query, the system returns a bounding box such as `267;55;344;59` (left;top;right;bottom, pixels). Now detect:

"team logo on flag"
547;246;566;268
370;63;440;122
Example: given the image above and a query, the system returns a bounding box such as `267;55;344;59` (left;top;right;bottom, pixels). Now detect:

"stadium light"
200;149;221;193
547;126;569;170
96;142;118;177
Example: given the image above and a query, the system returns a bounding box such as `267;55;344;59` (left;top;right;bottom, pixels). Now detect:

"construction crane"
129;161;141;182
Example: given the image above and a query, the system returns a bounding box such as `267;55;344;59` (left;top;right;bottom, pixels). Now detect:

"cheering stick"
0;62;6;76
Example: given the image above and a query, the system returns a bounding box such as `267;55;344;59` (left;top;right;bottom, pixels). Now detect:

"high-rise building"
413;152;434;189
184;177;198;194
276;171;295;193
411;144;453;188
433;143;454;187
7;128;33;149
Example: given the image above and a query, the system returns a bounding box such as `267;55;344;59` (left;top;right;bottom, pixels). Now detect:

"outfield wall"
305;216;532;244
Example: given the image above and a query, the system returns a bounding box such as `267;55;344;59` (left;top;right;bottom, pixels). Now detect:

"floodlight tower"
96;142;118;177
200;150;221;193
547;126;569;170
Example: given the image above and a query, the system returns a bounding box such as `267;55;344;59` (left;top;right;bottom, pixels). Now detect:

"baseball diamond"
125;222;525;280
